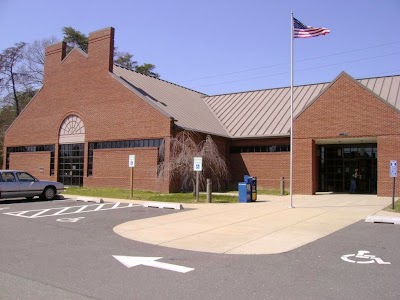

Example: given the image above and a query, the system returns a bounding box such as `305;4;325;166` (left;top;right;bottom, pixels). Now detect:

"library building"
4;27;400;196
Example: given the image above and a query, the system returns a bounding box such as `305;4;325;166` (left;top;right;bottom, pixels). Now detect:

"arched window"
59;115;85;144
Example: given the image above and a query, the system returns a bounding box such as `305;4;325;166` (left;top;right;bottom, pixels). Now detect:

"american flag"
293;17;330;38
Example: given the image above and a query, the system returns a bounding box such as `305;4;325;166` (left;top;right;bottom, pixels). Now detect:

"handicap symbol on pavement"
57;217;85;223
341;250;391;264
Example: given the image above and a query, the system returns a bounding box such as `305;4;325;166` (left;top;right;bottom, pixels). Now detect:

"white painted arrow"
113;255;194;273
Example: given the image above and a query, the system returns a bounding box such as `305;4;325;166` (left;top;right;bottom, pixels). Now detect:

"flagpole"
289;12;294;208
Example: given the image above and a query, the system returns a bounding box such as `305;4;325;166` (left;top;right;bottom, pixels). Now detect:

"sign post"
129;155;136;198
390;160;397;209
193;157;203;202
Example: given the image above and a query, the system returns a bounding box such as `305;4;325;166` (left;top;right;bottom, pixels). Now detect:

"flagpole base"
289;205;295;209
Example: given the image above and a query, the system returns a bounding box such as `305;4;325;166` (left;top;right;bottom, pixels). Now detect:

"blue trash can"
238;182;251;203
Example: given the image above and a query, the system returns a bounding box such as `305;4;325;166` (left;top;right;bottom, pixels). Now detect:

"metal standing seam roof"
204;82;330;138
112;65;228;137
358;75;400;109
112;66;400;139
204;74;400;138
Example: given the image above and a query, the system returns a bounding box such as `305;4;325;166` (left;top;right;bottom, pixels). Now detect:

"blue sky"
1;0;399;95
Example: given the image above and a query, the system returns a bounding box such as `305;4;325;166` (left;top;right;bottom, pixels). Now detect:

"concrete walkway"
105;194;398;255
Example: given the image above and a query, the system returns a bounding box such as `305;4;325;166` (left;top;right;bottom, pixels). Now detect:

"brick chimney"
44;41;66;80
88;27;115;72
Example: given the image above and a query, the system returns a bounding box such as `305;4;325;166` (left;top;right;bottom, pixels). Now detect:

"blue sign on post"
193;157;202;171
129;155;135;168
390;160;397;178
390;160;397;209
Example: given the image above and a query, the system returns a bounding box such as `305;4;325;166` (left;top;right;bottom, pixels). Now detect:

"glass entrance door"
319;144;377;194
58;143;84;186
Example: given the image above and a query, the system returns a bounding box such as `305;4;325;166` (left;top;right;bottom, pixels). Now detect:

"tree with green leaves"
114;51;138;70
135;63;160;78
62;26;88;52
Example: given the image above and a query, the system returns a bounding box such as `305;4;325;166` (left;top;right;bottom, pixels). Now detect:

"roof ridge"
356;73;400;81
113;64;208;96
204;73;400;98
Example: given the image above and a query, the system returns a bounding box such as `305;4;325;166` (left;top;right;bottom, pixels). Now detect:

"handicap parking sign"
390;160;397;177
193;157;202;171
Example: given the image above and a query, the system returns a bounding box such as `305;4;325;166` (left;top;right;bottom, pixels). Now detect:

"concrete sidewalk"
107;194;398;255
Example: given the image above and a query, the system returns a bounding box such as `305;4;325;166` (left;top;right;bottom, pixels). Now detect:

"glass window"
16;172;36;182
2;172;16;182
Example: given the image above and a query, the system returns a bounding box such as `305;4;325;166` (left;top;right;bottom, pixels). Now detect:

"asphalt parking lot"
1;197;399;299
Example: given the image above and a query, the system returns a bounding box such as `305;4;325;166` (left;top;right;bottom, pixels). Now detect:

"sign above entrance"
390;160;397;178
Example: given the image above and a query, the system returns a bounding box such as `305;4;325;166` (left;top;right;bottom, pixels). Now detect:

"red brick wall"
84;148;165;191
4;28;172;192
292;139;316;194
294;73;400;196
230;152;289;190
377;136;400;196
295;74;400;139
5;27;170;146
229;138;290;190
9;152;53;181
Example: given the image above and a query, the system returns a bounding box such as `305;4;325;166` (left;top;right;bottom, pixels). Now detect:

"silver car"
0;170;64;200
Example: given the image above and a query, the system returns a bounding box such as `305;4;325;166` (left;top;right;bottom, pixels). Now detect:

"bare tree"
158;131;229;192
22;36;59;86
0;42;32;116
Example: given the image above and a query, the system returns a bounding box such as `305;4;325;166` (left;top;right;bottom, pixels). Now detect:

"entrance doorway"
318;144;377;194
58;143;84;186
58;115;86;186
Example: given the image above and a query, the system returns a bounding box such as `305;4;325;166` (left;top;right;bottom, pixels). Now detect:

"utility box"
244;175;257;201
238;182;251;203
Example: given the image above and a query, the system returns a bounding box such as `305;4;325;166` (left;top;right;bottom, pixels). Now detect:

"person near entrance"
349;168;359;193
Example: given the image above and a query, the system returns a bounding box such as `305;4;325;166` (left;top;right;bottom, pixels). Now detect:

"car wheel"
42;187;56;201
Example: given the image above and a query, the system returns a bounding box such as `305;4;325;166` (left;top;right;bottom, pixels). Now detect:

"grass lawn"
384;198;400;213
227;189;288;196
257;189;288;196
64;187;239;204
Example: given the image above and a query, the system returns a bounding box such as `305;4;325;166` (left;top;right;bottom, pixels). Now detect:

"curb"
143;202;184;210
74;196;104;204
365;215;400;225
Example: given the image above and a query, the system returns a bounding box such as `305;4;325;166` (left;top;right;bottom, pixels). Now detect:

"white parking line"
94;203;106;211
29;209;51;218
52;207;71;216
3;202;141;219
74;205;87;213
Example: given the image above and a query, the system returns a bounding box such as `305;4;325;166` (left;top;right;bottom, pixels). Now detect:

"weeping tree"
158;131;229;192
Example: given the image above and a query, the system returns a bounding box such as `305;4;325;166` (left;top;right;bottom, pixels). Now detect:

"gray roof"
358;75;400;109
204;73;400;138
204;83;329;138
112;65;228;136
113;66;400;139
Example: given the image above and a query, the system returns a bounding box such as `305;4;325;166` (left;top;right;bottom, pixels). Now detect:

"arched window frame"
59;115;86;144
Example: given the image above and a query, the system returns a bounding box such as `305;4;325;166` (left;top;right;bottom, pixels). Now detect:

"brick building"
3;27;400;196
